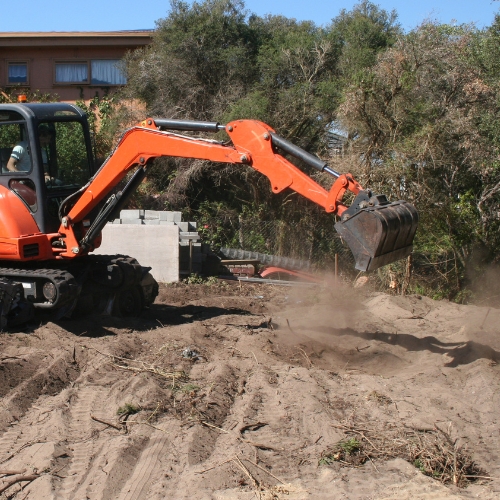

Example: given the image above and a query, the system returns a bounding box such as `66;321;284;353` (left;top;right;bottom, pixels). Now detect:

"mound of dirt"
0;280;499;499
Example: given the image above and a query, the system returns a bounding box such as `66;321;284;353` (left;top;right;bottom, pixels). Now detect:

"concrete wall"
0;32;151;102
95;224;180;284
93;210;203;283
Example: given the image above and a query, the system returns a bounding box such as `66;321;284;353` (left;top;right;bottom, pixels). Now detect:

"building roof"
0;31;153;47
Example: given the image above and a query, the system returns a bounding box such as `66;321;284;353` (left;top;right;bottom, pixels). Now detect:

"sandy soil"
0;279;499;499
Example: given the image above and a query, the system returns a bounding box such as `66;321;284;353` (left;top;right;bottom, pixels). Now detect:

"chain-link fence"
202;216;475;300
202;216;356;279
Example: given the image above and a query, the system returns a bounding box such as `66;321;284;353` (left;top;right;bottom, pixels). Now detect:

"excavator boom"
59;117;418;272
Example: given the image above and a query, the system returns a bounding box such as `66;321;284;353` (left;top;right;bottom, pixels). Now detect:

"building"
0;31;153;102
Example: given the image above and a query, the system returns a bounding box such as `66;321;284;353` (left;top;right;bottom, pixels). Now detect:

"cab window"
40;121;91;189
0;122;31;174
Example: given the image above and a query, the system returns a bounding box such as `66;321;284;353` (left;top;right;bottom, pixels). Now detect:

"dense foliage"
114;1;500;299
119;0;401;230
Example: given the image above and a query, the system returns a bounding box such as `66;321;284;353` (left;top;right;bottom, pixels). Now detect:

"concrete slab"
94;224;180;283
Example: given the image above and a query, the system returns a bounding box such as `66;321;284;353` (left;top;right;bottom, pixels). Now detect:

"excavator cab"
0;103;95;236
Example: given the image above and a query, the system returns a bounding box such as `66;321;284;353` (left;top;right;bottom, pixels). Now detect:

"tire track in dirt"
0;425;24;464
0;411;43;466
1;284;499;499
58;364;174;498
0;352;77;433
239;367;306;481
0;352;78;469
234;365;344;486
56;385;106;498
117;430;170;500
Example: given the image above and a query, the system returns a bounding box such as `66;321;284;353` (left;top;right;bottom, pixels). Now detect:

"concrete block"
159;221;176;226
120;209;143;220
144;219;160;225
158;211;182;222
176;222;189;231
111;219;122;224
179;232;200;241
145;210;160;219
95;224;180;283
179;241;202;249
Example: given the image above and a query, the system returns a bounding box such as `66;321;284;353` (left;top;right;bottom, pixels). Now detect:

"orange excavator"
0;102;418;328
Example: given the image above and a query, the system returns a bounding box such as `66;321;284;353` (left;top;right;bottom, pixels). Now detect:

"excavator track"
0;266;80;308
0;256;159;330
70;255;159;318
0;278;34;330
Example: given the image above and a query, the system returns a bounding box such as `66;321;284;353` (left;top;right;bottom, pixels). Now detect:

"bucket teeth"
335;194;418;272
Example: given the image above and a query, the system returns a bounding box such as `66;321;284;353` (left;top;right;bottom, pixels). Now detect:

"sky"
0;0;498;33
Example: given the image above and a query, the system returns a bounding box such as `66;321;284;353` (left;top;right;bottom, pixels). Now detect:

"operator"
7;125;56;182
6;137;34;173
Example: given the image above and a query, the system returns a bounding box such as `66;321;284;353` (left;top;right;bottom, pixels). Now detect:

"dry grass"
322;422;487;487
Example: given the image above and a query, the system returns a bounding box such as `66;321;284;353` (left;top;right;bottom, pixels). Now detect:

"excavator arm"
57;118;418;272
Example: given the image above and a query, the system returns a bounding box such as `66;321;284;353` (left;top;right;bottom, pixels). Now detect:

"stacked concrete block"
95;210;204;282
115;209;183;224
95;224;180;283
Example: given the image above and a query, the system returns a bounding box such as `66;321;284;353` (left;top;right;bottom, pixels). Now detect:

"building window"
54;60;126;86
91;60;126;85
8;62;28;84
55;62;89;84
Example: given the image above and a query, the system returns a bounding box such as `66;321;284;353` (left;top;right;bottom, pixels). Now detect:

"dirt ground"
0;278;499;499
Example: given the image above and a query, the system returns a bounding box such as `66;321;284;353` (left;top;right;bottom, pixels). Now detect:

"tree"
117;0;500;296
123;0;260;120
336;22;500;295
328;0;401;85
120;0;263;211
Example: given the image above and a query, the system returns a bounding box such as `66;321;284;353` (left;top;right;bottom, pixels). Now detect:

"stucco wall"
0;32;151;102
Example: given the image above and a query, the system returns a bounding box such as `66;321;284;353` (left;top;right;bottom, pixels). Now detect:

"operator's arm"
6;156;19;172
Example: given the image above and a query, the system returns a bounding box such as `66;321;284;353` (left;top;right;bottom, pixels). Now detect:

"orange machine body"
0;103;417;323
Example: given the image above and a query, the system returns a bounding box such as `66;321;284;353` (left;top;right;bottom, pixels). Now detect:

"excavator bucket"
334;192;418;272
